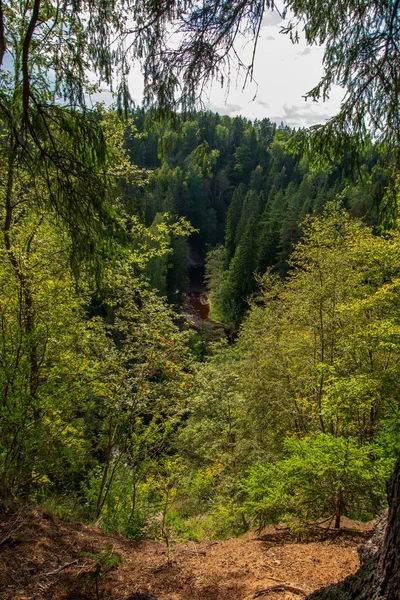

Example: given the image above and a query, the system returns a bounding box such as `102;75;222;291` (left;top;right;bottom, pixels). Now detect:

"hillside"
0;508;373;600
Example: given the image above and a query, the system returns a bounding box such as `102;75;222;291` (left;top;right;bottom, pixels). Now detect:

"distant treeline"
126;110;389;325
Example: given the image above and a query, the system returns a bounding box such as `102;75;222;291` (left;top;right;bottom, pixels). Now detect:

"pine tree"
219;212;260;327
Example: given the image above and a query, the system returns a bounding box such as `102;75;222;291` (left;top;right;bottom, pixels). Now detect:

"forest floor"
0;507;374;600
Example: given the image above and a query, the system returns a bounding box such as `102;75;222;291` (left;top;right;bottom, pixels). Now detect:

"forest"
1;0;400;598
1;107;399;538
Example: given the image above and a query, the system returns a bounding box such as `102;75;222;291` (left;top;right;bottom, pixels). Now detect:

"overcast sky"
3;7;344;129
203;10;344;128
124;9;344;129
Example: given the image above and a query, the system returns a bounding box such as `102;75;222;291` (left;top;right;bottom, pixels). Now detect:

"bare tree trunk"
307;458;400;599
334;488;343;531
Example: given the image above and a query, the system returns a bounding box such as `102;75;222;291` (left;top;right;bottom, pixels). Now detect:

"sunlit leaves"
237;202;400;445
242;434;392;529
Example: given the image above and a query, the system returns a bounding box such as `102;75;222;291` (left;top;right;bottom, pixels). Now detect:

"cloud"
261;10;284;27
193;25;344;128
270;102;335;127
298;47;312;56
204;101;244;116
284;103;312;114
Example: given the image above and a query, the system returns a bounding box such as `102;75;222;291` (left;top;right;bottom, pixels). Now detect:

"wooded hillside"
1;0;399;598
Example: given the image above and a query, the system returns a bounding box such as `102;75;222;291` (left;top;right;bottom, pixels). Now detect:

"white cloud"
261;10;284;27
205;101;244;116
110;8;344;128
202;16;344;127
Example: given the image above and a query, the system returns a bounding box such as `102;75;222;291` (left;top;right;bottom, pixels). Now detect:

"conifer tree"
219;212;260;327
225;184;247;259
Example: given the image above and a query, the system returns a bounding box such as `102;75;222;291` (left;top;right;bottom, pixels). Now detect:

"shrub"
242;434;393;530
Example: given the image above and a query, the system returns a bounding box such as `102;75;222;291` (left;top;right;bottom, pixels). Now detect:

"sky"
201;10;344;128
122;9;344;129
1;5;343;130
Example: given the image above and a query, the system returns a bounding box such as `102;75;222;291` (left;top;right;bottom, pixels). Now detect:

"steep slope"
0;508;372;600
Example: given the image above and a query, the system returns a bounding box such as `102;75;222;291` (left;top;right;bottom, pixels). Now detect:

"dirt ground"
0;507;374;600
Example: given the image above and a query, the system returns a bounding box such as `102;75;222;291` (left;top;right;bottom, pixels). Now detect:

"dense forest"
1;102;399;544
1;4;400;596
127;110;391;327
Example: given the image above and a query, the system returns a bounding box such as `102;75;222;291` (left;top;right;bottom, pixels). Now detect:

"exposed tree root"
249;584;308;598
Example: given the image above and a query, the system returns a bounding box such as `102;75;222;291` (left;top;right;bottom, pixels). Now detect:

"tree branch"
249;584;308;598
22;0;41;122
0;0;5;66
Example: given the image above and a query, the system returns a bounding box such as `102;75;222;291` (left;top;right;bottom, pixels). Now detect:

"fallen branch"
182;548;206;556
0;521;24;547
43;560;78;576
75;562;90;577
249;584;308;598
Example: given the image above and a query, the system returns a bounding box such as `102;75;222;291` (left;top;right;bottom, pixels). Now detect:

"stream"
181;246;234;339
182;247;211;327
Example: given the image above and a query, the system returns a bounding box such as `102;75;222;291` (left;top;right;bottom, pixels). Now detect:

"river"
181;246;211;327
181;246;235;339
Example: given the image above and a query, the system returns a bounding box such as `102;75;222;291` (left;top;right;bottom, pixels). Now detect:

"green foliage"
82;544;122;600
205;245;228;323
375;408;400;460
217;209;260;327
0;205;111;498
84;544;123;579
0;97;195;515
189;322;226;362
39;493;88;524
235;202;400;447
2;0;399;549
177;203;400;535
1;107;397;540
131;110;387;323
242;434;392;531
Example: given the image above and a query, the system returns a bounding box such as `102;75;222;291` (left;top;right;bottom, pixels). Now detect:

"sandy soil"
0;508;374;600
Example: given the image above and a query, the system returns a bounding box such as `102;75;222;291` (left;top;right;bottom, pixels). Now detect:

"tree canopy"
1;0;398;240
287;0;400;145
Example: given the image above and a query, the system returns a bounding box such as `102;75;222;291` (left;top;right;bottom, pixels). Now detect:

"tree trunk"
307;458;400;599
334;488;343;530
